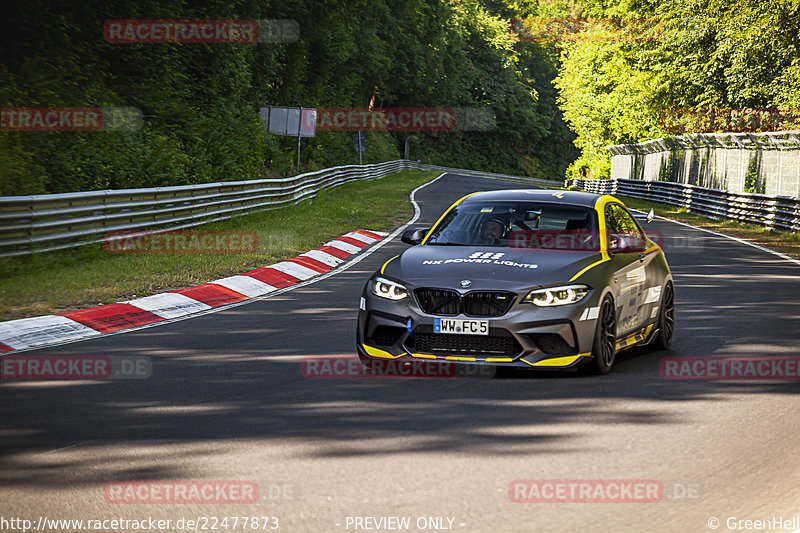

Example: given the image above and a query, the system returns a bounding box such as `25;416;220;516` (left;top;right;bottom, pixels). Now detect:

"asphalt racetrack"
2;173;799;533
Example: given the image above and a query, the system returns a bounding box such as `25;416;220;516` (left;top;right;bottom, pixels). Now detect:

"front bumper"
356;284;605;370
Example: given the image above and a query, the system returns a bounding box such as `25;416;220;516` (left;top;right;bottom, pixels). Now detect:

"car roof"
460;188;603;208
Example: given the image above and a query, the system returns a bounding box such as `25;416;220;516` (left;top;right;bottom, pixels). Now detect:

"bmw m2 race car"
356;189;675;374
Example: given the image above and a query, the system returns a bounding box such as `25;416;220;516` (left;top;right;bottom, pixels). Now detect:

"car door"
605;203;658;336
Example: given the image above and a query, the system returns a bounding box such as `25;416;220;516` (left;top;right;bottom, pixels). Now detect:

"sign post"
354;131;366;165
259;106;316;174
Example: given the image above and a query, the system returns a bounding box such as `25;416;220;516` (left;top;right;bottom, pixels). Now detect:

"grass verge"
0;170;440;321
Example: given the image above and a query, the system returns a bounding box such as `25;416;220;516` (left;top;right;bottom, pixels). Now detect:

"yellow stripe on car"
380;255;399;274
409;354;513;363
361;344;406;359
521;353;591;367
569;257;610;282
615;323;655;351
644;244;660;254
568;194;620;282
593;194;619;257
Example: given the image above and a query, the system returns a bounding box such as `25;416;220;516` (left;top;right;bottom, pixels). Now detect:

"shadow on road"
1;175;799;491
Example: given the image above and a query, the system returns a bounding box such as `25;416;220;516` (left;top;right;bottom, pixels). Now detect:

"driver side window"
605;204;643;249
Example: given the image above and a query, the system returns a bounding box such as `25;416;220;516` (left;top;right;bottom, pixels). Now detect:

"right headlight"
523;284;591;307
371;276;409;301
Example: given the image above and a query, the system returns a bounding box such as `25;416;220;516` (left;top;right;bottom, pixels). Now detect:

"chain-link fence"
607;131;800;197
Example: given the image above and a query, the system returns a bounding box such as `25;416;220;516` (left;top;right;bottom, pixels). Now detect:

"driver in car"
478;218;505;245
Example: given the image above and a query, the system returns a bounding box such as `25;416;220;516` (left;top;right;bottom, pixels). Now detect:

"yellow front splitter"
362;345;592;368
520;353;591;368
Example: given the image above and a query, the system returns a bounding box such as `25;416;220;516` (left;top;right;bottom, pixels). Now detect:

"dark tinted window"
425;201;599;249
605;203;644;245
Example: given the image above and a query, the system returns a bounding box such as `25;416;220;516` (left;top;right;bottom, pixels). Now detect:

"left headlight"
523;284;590;307
371;276;409;301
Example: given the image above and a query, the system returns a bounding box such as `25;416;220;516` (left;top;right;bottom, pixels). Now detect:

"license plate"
434;318;489;335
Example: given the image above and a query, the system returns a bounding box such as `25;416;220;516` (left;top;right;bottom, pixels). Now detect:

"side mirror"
609;234;647;254
401;228;430;245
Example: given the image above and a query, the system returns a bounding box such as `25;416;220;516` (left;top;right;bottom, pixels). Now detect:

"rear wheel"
651;282;674;350
584;295;617;375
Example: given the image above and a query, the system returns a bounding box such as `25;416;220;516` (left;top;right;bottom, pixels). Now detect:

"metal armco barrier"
0;160;413;257
416;164;562;188
566;178;800;233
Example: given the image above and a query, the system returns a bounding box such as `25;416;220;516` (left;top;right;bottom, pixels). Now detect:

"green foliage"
554;0;800;178
744;156;763;194
0;0;578;195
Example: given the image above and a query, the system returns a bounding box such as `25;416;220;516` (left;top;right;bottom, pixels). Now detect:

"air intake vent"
415;289;515;317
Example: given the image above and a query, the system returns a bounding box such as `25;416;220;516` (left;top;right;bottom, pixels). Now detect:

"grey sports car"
356;189;674;374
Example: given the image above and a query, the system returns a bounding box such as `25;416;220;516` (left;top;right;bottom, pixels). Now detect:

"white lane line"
630;209;800;268
270;261;319;280
212;276;276;297
125;293;212;319
301;249;343;267
0;315;101;350
324;239;362;254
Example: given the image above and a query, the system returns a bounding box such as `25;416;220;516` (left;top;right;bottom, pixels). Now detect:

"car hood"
382;245;605;291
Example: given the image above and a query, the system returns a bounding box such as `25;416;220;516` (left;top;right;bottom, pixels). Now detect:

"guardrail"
0;160;414;257
416;164;563;188
565;178;800;232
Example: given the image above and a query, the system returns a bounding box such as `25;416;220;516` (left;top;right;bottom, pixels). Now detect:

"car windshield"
425;201;600;250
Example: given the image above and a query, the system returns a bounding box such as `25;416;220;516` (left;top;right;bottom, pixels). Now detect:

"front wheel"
651;282;675;350
584;295;617;375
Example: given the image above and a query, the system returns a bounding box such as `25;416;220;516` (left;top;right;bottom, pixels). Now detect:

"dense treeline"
555;0;800;179
0;0;578;195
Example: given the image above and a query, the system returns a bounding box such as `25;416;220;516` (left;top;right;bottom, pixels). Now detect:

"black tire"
584;295;617;375
651;282;675;350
